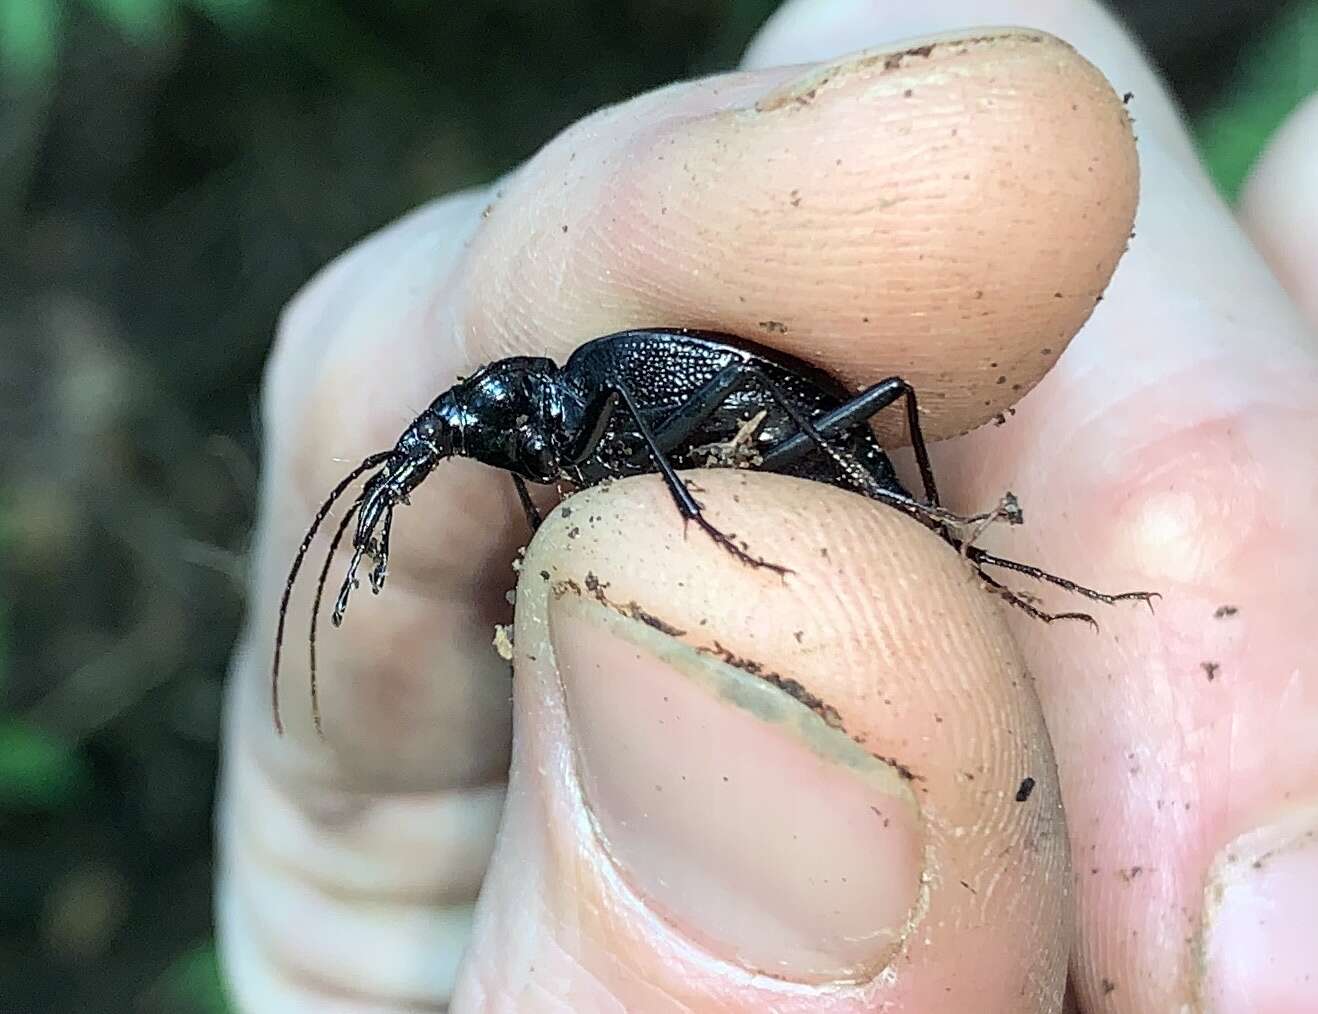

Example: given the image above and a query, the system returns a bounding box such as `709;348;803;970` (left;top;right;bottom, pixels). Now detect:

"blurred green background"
0;1;1314;1011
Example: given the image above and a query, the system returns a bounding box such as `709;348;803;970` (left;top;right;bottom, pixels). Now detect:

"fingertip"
462;29;1137;441
456;473;1070;1010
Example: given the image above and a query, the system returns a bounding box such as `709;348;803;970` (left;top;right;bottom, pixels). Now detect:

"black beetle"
272;328;1155;733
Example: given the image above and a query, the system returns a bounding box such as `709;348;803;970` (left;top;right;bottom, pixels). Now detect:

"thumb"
453;472;1071;1012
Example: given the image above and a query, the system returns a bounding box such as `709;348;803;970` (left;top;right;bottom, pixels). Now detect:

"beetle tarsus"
966;545;1156;608
687;514;792;576
977;570;1102;630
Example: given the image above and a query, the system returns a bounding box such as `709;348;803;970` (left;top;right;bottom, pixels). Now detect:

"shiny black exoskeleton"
272;328;1155;733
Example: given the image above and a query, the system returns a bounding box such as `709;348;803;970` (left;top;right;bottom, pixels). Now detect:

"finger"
747;3;1318;1013
460;28;1134;443
1240;92;1318;332
454;471;1070;1011
221;194;515;1011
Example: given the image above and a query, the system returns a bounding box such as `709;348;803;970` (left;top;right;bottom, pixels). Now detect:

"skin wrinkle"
229;853;466;1011
223;895;451;1014
238;814;487;909
233;754;504;902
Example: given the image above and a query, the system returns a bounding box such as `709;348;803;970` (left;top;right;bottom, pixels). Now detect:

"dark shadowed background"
1;1;1314;1011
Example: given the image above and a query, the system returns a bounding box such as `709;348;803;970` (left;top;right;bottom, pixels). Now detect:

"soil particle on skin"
757;35;1044;112
758;320;787;334
1101;979;1117;996
623;603;686;637
492;624;515;661
1118;866;1144;882
696;641;920;781
883;44;933;70
1015;776;1036;802
1214;605;1238;619
555;574;687;637
872;753;918;782
1202;661;1221;682
699;641;841;728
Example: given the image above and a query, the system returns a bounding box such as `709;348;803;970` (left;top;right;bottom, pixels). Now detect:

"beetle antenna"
307;485;374;736
272;450;391;735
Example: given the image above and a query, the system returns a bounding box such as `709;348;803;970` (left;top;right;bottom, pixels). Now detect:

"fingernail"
549;597;924;983
1200;810;1318;1012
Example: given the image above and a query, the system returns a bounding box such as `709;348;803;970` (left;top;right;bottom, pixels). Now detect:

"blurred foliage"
1196;0;1318;200
0;722;89;811
150;942;231;1014
0;2;1310;1012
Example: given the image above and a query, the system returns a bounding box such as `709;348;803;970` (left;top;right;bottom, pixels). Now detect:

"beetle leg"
567;390;622;464
758;377;939;508
974;568;1101;629
612;384;790;575
647;367;753;452
716;367;978;533
965;545;1160;610
639;363;970;534
647;368;939;506
511;474;544;531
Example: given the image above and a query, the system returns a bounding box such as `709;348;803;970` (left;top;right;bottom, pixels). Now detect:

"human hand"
218;2;1318;1011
